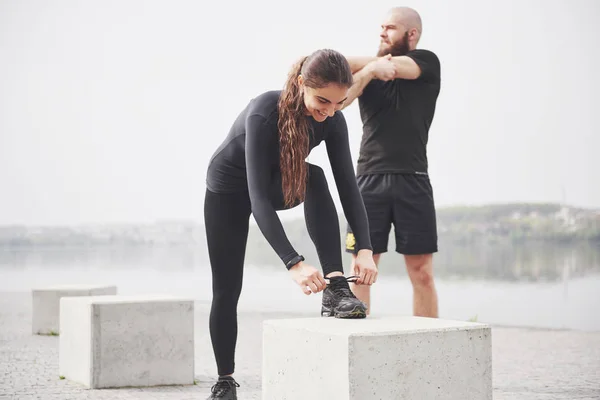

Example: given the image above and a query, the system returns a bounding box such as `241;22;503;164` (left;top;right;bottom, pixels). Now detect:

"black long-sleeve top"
206;90;372;267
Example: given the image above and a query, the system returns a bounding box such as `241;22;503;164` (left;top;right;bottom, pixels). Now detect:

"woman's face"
299;78;349;123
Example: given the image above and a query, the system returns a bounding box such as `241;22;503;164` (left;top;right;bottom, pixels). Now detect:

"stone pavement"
0;292;599;399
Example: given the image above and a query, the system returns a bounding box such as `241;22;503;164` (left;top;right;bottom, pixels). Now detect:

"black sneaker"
207;377;239;399
321;276;367;319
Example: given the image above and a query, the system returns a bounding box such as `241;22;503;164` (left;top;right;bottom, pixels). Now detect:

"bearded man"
342;6;442;318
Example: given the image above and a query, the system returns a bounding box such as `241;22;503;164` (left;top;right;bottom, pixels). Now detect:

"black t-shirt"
206;90;372;266
356;49;441;176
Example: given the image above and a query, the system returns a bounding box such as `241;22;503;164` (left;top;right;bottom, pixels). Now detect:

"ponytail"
276;49;353;208
277;56;310;208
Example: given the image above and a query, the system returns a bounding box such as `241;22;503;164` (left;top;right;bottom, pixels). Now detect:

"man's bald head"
377;6;423;56
388;7;422;40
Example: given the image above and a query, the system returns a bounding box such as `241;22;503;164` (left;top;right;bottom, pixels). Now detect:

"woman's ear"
297;74;304;87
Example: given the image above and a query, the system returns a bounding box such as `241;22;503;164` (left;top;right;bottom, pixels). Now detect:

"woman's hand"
353;249;378;285
289;261;327;295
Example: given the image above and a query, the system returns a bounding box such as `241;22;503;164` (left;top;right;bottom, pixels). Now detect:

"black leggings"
204;164;344;376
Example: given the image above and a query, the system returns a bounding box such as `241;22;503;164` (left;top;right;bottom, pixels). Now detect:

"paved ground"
0;292;599;399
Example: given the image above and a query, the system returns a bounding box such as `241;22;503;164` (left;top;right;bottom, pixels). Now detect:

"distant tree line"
0;203;598;249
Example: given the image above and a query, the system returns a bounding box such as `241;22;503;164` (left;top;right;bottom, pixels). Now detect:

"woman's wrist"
286;254;305;270
357;249;373;257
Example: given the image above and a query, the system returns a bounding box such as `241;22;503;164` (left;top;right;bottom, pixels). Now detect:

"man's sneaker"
207;376;239;399
321;276;367;319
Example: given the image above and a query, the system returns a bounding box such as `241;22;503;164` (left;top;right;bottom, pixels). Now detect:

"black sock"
219;375;235;381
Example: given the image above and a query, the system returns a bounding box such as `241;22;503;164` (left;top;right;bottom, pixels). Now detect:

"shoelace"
326;275;359;283
326;276;359;297
210;379;240;398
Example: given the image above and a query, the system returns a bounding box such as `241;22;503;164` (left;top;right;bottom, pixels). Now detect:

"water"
1;243;599;332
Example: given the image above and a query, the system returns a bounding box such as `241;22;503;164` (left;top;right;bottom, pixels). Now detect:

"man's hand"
368;54;397;81
353;249;378;285
342;55;397;110
288;261;327;295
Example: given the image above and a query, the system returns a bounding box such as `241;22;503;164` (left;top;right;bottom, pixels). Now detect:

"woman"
204;48;377;400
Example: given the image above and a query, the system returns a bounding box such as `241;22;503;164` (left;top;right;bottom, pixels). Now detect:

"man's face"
377;13;410;57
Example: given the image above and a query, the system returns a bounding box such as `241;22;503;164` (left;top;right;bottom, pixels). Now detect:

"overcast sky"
1;0;598;226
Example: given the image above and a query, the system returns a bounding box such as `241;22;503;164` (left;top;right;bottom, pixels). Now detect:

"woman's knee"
212;289;242;310
212;276;243;305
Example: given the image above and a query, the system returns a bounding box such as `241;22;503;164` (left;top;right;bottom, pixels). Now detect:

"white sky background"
1;0;598;226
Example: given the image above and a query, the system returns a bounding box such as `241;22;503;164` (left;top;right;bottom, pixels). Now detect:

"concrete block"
31;284;117;335
262;316;492;400
59;295;195;389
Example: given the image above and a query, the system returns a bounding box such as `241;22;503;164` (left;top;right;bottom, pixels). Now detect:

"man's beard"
377;32;410;57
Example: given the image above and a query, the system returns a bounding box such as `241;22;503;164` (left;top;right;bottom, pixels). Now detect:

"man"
342;6;441;318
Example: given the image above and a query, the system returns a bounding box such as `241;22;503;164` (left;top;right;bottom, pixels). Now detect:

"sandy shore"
0;291;599;399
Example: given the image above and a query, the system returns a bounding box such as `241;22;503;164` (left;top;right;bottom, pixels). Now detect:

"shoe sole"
321;305;366;319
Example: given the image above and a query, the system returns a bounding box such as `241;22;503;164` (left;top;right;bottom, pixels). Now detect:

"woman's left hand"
353;249;378;285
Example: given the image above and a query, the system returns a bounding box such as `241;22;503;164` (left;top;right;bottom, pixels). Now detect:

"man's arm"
342;55;397;110
348;54;422;80
390;56;421;80
393;50;440;81
341;63;375;110
346;56;377;73
343;56;420;109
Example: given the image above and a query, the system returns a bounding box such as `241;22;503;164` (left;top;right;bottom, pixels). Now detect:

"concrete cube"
31;284;117;335
59;295;195;389
262;316;492;400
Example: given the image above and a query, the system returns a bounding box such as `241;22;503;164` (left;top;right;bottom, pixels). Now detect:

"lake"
1;242;599;331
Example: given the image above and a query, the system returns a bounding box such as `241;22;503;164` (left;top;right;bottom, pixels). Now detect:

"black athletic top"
206;90;372;267
356;49;441;176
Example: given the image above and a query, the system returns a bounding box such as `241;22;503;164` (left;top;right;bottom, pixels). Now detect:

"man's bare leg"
350;253;381;315
405;254;438;317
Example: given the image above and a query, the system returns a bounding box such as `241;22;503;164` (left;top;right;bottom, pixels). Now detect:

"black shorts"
346;173;438;255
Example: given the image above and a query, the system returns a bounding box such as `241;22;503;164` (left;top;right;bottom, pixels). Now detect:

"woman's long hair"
277;49;353;207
